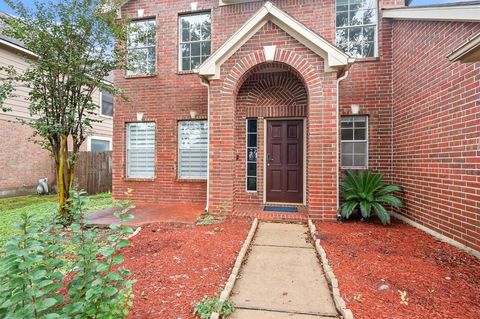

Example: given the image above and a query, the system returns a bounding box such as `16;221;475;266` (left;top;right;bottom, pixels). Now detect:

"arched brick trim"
236;66;308;118
222;48;321;99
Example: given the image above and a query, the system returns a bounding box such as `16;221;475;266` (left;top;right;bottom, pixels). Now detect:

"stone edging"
210;218;259;319
308;219;353;319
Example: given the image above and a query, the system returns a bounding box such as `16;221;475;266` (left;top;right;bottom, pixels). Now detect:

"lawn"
0;193;115;245
316;220;480;319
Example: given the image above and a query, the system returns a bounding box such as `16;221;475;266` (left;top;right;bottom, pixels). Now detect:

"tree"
0;0;128;218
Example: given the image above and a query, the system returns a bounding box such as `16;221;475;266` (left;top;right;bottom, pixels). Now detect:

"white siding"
0;45;113;139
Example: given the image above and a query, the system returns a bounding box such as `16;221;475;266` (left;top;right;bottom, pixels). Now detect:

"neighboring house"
0;25;114;197
113;1;480;252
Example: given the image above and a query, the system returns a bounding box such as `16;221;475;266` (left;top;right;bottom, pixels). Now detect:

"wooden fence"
74;151;112;195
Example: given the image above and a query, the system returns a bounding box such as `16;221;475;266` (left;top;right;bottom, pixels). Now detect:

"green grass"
0;193;115;246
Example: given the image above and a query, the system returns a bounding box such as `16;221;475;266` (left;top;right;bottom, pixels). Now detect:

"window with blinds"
126;122;156;178
178;120;208;179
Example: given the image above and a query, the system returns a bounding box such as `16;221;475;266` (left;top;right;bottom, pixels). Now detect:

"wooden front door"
266;120;304;203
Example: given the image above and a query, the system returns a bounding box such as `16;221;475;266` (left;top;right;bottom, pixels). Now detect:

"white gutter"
336;71;349;212
200;77;211;213
382;4;480;22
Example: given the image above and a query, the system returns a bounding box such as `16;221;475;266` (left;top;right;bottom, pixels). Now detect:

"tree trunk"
56;134;79;220
57;135;69;216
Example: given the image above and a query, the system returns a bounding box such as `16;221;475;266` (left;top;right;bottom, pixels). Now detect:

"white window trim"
341;116;369;169
99;90;113;119
87;136;112;152
335;0;379;58
127;18;157;76
178;12;212;72
246;119;257;193
177;120;208;180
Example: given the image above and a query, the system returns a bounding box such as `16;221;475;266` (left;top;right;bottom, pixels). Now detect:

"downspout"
336;70;349;212
200;76;211;213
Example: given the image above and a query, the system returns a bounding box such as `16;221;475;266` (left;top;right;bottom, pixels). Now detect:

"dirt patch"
123;219;251;319
315;220;480;319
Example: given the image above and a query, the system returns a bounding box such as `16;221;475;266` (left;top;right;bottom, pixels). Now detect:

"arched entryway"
234;62;309;207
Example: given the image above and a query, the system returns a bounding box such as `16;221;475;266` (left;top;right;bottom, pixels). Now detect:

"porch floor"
88;203;204;227
233;204;308;222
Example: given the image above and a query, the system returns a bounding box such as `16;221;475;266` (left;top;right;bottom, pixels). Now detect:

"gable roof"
448;32;480;63
198;1;353;79
383;1;480;22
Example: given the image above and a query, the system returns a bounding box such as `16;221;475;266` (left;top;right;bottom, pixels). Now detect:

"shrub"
339;170;404;225
193;295;235;319
0;190;135;318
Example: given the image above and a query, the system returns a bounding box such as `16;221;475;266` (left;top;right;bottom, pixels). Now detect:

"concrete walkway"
230;222;339;319
88;203;203;227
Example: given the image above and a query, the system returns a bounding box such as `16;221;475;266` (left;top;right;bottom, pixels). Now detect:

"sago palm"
339;170;404;225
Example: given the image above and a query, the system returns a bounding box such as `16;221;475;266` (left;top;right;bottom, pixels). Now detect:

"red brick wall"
339;16;394;181
0;120;55;196
205;20;339;218
391;20;480;251
114;0;401;212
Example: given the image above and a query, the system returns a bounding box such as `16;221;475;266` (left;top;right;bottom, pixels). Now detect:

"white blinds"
126;122;156;178
178;120;208;179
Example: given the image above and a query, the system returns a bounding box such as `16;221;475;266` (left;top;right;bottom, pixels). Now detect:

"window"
341;116;368;168
179;12;211;71
88;137;111;152
100;90;113;117
246;119;257;192
127;19;156;75
178;120;208;179
126;122;156;178
336;0;377;58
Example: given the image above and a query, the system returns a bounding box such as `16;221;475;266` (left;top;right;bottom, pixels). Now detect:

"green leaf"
38;298;58;311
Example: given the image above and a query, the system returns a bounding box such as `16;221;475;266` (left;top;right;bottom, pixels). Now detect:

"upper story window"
179;12;211;71
336;0;377;58
100;90;113;117
127;19;156;75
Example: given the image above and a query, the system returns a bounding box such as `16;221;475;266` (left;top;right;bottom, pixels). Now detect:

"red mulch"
316;220;480;319
122;219;251;319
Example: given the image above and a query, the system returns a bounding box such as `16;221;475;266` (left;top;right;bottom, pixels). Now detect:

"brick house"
113;1;480;252
0;26;115;197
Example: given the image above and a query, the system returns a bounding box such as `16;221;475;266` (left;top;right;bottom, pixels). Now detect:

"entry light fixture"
351;104;360;115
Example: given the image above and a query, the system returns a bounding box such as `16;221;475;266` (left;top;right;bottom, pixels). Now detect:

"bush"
339;170;404;225
0;190;135;319
193;295;235;319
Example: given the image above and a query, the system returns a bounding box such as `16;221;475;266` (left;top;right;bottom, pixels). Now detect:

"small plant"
196;214;215;225
63;190;135;318
196;202;229;226
0;190;135;318
194;295;235;319
338;170;404;225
